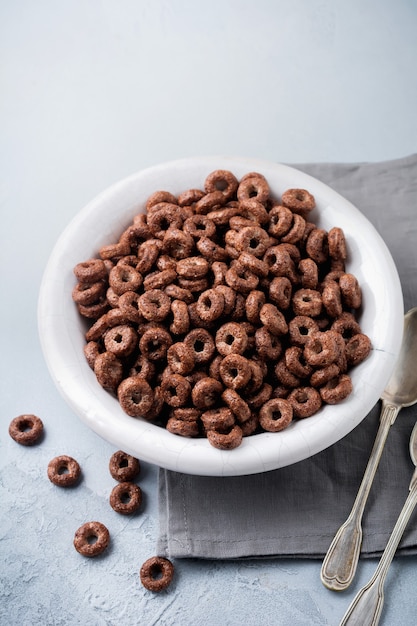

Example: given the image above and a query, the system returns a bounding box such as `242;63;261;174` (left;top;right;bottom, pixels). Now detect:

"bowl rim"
38;156;404;476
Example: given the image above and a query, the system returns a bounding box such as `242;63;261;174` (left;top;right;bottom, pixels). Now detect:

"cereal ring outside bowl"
39;156;403;477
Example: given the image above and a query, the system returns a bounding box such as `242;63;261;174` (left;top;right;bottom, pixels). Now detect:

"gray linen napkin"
157;154;417;560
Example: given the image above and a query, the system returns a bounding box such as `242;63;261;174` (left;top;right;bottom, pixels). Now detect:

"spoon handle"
320;401;399;591
339;479;417;626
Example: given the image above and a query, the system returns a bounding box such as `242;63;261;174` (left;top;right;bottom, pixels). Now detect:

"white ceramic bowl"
38;156;403;476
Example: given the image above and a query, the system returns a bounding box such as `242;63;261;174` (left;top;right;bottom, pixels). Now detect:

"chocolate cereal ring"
167;342;195;375
288;315;319;346
74;259;107;284
221;388;251;423
196;288;225;322
269;277;292;310
320;374;353;404
166;416;200;437
73;521;110;557
281;188;315;213
304;331;339;367
161;374;191;407
268;205;293;237
183;214;216;239
345;333;372;366
292;289;322;317
287;386;322;418
216;322;248;356
72;280;106;306
94;351;124;390
47;455;81;487
204;169;239;200
237;174;270;204
259;398;293;432
9;414;44;446
117;376;154;417
328;227;347;261
191;377;223;410
110;482;142;515
109;264;143;296
104;324;137;357
206;424;243;450
339;273;362;309
140;556;174;592
139;326;172;361
109;450;141;482
219;354;252;390
184;328;216;364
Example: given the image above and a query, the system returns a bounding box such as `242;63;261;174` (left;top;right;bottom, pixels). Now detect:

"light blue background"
1;1;416;625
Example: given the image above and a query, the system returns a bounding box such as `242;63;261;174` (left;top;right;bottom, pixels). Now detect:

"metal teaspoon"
320;307;417;591
339;420;417;626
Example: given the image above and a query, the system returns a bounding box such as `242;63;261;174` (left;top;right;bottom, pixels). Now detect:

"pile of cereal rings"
72;169;371;450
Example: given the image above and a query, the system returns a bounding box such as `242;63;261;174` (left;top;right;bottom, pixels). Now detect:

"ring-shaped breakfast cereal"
196;288;225;322
117;291;143;324
162;229;194;260
195;190;226;214
255;326;282;360
183;328;216;364
200;407;235;432
287;386;322;418
74;521;110;557
238;199;269;225
263;246;297;282
211;261;227;286
139;326;172;361
274;359;301;389
237;252;269;278
306;228;328;264
196;236;228;262
166;417;199;437
245;290;266;324
161;374;191;407
170;407;201;422
72;280;106;306
345;333;372;366
77;297;109;320
138;289;171;323
235;225;270;258
206;206;240;226
285;346;313;378
177;188;205;206
145;190;178;211
129;353;156;380
322;280;343;318
156;254;176;272
47;455;81;487
331;312;362;341
328;226;347;261
183;214;217;239
110;482;142;515
246;382;273;410
215;322;248;356
9;414;44;446
298;258;318;289
109;450;141;482
237;175;270;205
136;241;160;274
167;342;195;375
99;238;131;261
281;188;315;213
225;264;259;294
147;205;183;238
140;556;175;592
268;205;293;237
310;363;340;388
176;256;209;280
74;258;108;284
339;273;362;309
268;277;292;310
170;299;190;335
219;354;252;390
104;324;138;357
191;377;223;409
259;303;288;336
206;424;243;450
292;289;322;317
84;341;102;368
221;388;251;423
143;268;177;291
288;315;319;346
94;351;124;390
106;287;120;308
304;331;339;367
281;213;306;244
165;283;194;304
117;376;154;416
320;373;353;404
245;359;265;395
259;398;293;432
204;169;239;200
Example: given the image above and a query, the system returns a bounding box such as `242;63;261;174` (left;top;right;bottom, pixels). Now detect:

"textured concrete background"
1;1;417;625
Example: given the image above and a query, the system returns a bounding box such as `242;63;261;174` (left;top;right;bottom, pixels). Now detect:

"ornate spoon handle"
320;401;399;591
339;477;417;626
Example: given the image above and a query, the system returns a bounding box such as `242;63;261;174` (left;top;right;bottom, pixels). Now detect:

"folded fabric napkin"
157;154;417;560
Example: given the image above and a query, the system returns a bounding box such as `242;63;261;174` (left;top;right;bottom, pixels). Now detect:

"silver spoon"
339;420;417;626
321;306;417;591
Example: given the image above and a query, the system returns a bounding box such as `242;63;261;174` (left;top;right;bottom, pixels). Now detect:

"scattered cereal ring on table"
140;556;175;592
109;482;142;515
73;521;110;557
47;455;81;487
8;414;44;446
109;450;141;482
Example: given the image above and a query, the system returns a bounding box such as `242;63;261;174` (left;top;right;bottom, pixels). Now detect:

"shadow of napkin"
157;154;417;559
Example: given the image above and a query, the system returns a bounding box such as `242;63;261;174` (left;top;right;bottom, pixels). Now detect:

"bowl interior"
38;156;404;476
